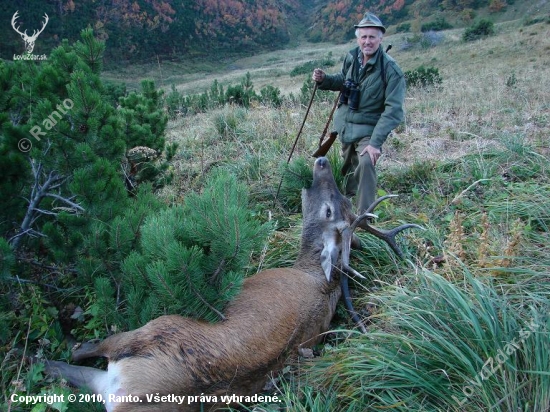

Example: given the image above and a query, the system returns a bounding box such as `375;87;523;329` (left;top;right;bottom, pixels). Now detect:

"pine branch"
185;265;226;322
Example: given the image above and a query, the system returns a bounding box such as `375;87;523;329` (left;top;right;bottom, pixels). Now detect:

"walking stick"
274;82;318;201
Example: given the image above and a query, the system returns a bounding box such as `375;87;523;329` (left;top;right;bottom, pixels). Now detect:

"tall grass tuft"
299;267;550;411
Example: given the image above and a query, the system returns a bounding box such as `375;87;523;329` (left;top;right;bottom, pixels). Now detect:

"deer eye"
326;208;332;218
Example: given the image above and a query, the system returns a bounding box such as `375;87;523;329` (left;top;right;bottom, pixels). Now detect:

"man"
312;12;405;213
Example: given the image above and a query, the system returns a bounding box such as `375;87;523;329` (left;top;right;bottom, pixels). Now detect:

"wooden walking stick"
274;82;318;201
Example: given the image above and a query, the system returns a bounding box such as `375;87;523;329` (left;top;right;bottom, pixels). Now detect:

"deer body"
47;157;352;412
47;157;418;411
50;268;340;411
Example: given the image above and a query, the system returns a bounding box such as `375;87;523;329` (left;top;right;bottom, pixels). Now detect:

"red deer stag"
46;156;418;411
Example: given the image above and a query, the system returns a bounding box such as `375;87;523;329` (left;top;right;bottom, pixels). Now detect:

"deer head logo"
11;11;49;54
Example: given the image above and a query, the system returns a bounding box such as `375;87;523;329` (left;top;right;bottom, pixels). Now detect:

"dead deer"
46;156;419;411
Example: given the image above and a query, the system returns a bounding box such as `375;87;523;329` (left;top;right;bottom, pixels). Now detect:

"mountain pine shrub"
120;169;273;327
463;19;495;42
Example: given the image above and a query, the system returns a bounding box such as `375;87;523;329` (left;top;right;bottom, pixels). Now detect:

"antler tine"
340;271;367;333
357;195;424;258
30;14;49;39
360;223;423;259
364;194;398;214
11;11;26;36
38;14;49;35
338;214;376;334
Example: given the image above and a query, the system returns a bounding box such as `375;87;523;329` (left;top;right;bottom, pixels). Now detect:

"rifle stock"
312;131;338;158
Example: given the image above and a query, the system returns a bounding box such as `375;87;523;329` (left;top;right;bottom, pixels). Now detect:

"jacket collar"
357;45;382;71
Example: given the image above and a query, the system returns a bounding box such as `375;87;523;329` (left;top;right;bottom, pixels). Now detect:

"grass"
301;268;550;412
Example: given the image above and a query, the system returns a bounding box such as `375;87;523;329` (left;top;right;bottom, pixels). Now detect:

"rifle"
312;131;338;158
311;91;341;158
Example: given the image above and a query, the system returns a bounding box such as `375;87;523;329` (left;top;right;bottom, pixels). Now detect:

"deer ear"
320;235;338;282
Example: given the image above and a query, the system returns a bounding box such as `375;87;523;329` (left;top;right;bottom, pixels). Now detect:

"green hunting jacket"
317;46;405;148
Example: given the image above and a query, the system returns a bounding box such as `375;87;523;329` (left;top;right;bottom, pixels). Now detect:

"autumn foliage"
1;0;512;64
1;0;298;64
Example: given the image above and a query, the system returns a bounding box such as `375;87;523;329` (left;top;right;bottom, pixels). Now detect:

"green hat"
354;12;386;33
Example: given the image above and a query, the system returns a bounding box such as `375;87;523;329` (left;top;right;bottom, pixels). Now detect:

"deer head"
11;11;49;54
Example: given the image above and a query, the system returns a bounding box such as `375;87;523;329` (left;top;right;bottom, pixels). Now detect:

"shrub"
401;31;444;50
395;23;411;33
523;15;550;26
259;85;283;107
165;84;185;118
421;30;445;48
290;53;335;77
463;19;495;42
226;72;257;108
421;17;453;32
121;169;273;326
404;66;443;89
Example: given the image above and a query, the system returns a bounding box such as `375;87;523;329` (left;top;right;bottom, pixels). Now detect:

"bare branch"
45;193;85;211
33;208;58;216
11;152;70;251
8;228;46;243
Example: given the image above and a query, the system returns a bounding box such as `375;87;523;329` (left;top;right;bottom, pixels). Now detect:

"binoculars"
339;79;360;111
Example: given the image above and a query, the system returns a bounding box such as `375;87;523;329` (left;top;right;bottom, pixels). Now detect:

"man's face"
356;27;383;58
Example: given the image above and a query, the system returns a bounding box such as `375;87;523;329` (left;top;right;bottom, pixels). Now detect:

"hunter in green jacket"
312;12;406;213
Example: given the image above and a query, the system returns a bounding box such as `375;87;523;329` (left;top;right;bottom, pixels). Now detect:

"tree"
0;28;170;309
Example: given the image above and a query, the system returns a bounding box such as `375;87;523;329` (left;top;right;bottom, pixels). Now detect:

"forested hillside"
1;0;521;66
1;0;302;65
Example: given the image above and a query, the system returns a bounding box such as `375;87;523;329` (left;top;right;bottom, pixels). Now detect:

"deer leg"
72;340;104;362
45;360;107;392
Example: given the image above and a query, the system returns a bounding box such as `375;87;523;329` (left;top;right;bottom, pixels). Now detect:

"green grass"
300;267;549;411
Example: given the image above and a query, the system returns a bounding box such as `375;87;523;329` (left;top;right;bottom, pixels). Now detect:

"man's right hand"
312;68;325;83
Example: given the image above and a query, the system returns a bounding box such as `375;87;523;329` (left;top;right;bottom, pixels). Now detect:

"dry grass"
149;17;550;205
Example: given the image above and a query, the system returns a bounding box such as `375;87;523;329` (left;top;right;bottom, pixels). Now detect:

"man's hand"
360;145;381;166
312;68;325;83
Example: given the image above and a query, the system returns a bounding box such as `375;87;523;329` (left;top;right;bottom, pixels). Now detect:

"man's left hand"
360;145;381;166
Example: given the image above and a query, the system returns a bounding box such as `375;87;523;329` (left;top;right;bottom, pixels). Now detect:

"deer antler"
340;212;375;334
358;194;423;258
33;13;49;39
11;11;25;37
339;195;424;333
